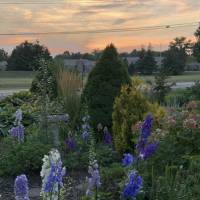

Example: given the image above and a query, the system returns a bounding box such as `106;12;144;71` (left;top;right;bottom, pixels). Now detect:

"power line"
0;21;198;36
0;0;113;4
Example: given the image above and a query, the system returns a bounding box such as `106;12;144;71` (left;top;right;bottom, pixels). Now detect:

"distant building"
123;56;163;66
0;61;7;71
63;59;95;73
63;57;200;73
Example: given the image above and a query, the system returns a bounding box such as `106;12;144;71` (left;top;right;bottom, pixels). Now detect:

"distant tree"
83;44;130;129
7;41;51;71
136;46;157;75
135;48;146;73
128;62;136;75
162;37;191;75
153;69;172;103
193;25;200;63
143;46;157;74
0;49;8;61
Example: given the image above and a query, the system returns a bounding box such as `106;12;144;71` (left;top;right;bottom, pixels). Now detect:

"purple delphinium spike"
86;164;101;196
65;136;76;151
81;115;90;142
139;142;158;160
44;161;66;193
122;171;143;199
122;153;134;167
14;174;29;200
15;109;23;125
10;124;25;143
140;114;153;139
103;127;112;145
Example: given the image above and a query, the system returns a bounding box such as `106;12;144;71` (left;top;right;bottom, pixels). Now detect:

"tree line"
1;26;200;75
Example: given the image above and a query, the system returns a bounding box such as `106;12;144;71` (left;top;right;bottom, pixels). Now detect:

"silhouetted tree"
83;44;130;128
162;37;191;75
0;49;8;61
7;41;51;71
193;25;200;63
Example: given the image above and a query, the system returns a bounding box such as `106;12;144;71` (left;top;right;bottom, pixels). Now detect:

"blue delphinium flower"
139;142;158;160
65;136;76;151
14;174;29;200
44;161;66;193
122;153;134;167
10;124;25;143
140;114;153;139
103;126;112;145
122;171;142;199
81;116;90;141
136;114;157;160
86;163;101;196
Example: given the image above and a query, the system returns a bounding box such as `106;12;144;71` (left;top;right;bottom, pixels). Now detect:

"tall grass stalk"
57;68;82;128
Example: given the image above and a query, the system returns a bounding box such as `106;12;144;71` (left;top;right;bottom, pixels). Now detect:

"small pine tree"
193;25;200;63
83;44;130;129
153;70;172;103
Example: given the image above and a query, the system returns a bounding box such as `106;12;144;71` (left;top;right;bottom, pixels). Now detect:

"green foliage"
153;70;172;103
112;78;150;154
31;59;58;98
136;46;157;75
7;40;51;71
0;135;51;176
100;163;125;200
0;48;8;61
83;44;130;128
193;25;200;63
162;37;191;75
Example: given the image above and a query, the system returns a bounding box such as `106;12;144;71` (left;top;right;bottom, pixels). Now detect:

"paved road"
0;82;196;101
171;81;195;89
0;89;28;101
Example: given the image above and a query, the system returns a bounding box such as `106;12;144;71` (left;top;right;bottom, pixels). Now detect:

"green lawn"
0;70;200;90
0;71;35;90
140;71;200;82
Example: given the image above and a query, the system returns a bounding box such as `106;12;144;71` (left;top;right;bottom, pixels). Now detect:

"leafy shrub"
112;78;165;154
83;44;130;129
100;163;125;200
0;135;51;176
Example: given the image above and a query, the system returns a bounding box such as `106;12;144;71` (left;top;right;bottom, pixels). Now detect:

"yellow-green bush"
112;77;165;154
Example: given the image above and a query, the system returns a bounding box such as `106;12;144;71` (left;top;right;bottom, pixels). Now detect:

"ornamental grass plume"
41;149;66;200
14;174;29;200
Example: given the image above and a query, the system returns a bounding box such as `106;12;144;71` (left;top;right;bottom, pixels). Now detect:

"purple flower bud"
123;171;142;199
122;153;134;167
103;127;112;145
14;174;29;200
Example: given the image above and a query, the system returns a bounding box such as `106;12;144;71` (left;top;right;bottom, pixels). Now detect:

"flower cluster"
136;114;158;160
81;115;90;141
10;109;25;143
122;153;134;167
86;162;101;196
41;149;66;200
122;171;143;199
14;174;29;200
65;132;76;151
183;117;198;129
103;126;112;145
10;124;25;142
186;100;198;111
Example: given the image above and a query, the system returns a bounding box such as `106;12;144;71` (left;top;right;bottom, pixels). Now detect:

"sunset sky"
0;0;200;55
